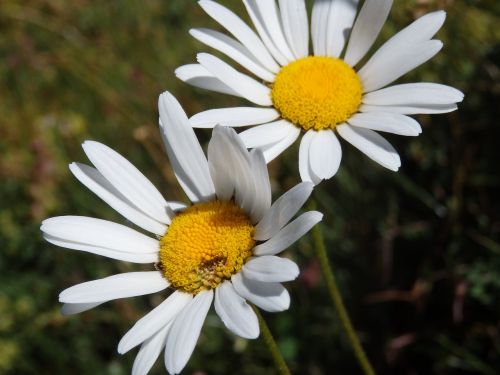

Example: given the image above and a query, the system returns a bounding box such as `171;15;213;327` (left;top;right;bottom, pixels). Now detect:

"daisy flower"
41;92;322;375
177;0;464;184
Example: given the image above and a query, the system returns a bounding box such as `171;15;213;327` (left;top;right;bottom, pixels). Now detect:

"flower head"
178;0;464;184
41;92;322;375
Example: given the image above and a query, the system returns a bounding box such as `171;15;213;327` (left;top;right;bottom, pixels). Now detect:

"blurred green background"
1;0;499;374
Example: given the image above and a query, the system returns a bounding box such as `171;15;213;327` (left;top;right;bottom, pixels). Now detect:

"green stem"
253;306;292;375
311;220;376;375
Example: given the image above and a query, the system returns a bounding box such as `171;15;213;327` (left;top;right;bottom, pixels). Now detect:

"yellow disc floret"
159;200;255;294
271;56;363;131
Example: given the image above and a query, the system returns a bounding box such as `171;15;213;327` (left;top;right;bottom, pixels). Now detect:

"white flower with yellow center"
41;92;322;375
177;0;464;184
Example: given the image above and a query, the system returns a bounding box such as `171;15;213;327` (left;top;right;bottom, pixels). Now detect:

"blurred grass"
0;0;499;374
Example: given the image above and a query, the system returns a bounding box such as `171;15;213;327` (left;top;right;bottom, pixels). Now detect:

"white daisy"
177;0;464;184
41;92;322;375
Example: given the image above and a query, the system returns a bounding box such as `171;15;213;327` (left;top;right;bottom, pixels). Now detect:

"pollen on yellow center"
271;56;363;131
159;200;255;294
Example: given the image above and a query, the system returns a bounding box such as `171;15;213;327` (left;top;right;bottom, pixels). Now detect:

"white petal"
248;149;272;223
190;28;276;82
278;0;309;58
358;40;443;92
348;112;422;136
208;127;270;223
325;0;359;57
254;181;313;241
379;10;446;52
359;103;458;115
257;0;296;61
226;135;257;216
175;64;242;97
208;127;256;220
243;0;290;66
119;291;192;354
344;0;393;66
199;0;280;72
336;124;401;171
242;256;299;283
214;281;259;339
59;272;169;304
298;130;322;185
190;107;279;129
41;216;159;254
239;120;294;149
131;323;171;375
167;201;188;212
164;290;213;375
158;92;216;203
248;0;295;62
197;53;272;106
207;127;237;201
43;233;158;263
82;141;170;224
254;211;323;256
362;83;464;106
309;130;342;180
232;273;290;313
61;302;103;315
311;0;331;56
261;124;300;163
356;10;446;86
69;163;166;236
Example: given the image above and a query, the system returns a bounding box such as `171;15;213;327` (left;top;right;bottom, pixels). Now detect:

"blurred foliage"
0;0;499;374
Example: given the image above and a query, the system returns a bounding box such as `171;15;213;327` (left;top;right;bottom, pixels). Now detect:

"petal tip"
248;331;259;339
435;10;447;19
281;292;291;310
40;217;51;227
313;211;324;222
290;263;300;280
174;66;190;80
390;162;401;172
81;140;97;151
159;90;173;103
117;339;130;355
433;39;444;49
196;52;210;63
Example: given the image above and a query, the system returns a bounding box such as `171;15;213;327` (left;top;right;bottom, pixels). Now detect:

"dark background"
0;0;499;374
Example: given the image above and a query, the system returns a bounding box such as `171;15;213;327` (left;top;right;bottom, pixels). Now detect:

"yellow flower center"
159;201;255;294
271;56;363;131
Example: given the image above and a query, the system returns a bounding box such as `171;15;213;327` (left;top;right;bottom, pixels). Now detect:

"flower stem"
311;219;376;375
253;306;291;375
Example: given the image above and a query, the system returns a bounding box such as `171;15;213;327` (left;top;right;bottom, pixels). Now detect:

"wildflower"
178;0;463;183
41;92;322;374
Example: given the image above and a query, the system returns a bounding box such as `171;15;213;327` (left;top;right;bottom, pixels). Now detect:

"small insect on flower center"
159;201;255;294
271;56;363;131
